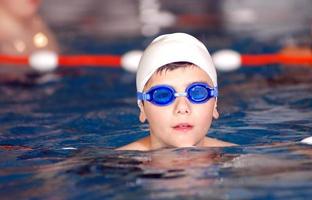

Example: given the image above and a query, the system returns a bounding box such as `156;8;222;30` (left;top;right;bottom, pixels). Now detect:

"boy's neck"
149;134;207;150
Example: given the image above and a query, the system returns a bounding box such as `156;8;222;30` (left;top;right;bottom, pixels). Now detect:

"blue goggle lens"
152;87;174;105
188;84;209;103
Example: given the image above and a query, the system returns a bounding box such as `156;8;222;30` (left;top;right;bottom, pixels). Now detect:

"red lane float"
58;55;120;67
241;54;312;65
212;50;312;71
0;55;28;64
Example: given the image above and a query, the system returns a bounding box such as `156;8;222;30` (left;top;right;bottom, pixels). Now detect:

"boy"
118;33;235;151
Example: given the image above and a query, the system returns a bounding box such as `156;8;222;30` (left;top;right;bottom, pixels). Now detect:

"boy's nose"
174;97;191;115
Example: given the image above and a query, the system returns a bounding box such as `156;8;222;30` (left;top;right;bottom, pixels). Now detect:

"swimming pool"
1;55;312;199
1;1;312;199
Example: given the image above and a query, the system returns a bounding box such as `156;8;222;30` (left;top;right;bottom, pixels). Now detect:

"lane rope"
0;50;143;73
0;49;311;73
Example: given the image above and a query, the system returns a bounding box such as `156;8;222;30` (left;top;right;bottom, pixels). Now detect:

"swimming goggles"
137;82;218;106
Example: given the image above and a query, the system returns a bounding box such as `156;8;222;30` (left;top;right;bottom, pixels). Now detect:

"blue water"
1;59;312;199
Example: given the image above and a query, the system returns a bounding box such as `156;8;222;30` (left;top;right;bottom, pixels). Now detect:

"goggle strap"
211;87;218;97
137;92;150;101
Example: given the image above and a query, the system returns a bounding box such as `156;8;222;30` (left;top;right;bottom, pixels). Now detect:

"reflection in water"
2;144;311;199
10;148;234;199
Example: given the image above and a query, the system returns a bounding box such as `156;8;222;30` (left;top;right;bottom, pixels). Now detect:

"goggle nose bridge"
174;92;187;97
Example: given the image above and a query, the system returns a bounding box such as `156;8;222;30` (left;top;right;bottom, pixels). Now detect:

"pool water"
1;59;312;199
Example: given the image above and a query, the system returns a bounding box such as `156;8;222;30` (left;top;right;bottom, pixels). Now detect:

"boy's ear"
213;100;219;119
138;102;147;122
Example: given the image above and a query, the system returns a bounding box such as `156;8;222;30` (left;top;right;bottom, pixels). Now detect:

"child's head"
136;33;219;149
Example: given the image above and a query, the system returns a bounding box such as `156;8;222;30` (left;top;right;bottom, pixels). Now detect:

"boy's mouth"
173;123;194;132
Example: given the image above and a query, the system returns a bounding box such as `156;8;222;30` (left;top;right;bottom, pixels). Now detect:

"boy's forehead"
144;66;214;90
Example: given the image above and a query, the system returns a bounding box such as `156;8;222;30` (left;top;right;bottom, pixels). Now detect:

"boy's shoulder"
116;136;236;151
204;137;237;147
116;136;151;151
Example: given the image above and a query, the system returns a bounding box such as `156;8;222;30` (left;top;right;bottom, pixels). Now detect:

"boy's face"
139;66;219;149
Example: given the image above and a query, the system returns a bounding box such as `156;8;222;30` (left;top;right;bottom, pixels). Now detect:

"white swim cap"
136;32;217;92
